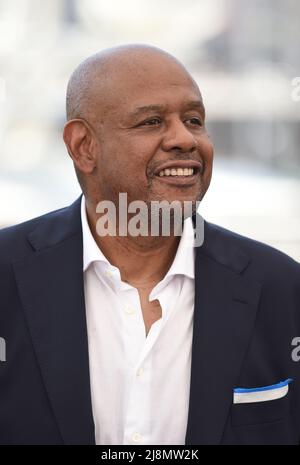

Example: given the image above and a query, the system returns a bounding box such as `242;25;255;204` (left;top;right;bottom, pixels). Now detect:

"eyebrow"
129;105;165;119
128;100;205;119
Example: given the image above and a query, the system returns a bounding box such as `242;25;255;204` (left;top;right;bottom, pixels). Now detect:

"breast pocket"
231;394;291;427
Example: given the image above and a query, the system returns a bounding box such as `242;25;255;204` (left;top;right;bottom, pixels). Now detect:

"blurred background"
0;0;299;260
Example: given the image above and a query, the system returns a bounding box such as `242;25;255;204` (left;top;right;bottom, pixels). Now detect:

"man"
0;44;299;445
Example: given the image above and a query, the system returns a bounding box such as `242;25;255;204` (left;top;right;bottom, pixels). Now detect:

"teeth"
157;167;195;177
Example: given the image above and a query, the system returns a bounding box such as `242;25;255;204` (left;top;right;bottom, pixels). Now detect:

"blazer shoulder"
0;204;72;263
204;221;300;281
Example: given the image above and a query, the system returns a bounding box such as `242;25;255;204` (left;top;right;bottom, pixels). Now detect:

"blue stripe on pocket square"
234;378;293;393
233;378;293;404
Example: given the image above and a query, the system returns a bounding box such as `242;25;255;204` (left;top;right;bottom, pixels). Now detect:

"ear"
63;119;97;174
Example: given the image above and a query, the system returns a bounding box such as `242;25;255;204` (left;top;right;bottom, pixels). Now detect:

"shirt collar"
81;195;110;272
81;195;195;279
165;215;195;280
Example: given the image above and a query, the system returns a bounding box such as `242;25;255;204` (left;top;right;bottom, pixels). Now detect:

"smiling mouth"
157;167;197;177
153;164;202;186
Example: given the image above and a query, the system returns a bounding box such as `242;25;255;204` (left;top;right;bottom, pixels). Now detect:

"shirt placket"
121;286;163;445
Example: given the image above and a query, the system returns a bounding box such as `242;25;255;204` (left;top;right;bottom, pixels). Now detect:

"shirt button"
137;367;144;376
125;307;136;315
105;270;113;278
132;432;142;442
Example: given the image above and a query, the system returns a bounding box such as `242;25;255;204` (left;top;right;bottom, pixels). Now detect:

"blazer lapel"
12;196;95;445
185;217;262;445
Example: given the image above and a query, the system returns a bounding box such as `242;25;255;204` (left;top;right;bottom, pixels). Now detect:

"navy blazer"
0;195;300;445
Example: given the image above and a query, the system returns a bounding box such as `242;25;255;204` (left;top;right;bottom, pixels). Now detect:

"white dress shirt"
81;195;195;445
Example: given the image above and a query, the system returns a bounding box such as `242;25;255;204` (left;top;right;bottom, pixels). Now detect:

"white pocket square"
233;378;293;404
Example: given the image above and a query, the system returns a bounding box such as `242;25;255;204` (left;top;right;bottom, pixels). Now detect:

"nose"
161;118;197;153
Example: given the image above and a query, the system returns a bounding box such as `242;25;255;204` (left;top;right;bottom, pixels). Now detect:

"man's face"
90;57;214;211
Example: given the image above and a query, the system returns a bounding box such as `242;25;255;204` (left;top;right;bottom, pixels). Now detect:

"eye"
186;117;203;126
141;118;161;126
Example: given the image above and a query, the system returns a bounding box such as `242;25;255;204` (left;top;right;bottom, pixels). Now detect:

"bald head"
65;44;198;122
